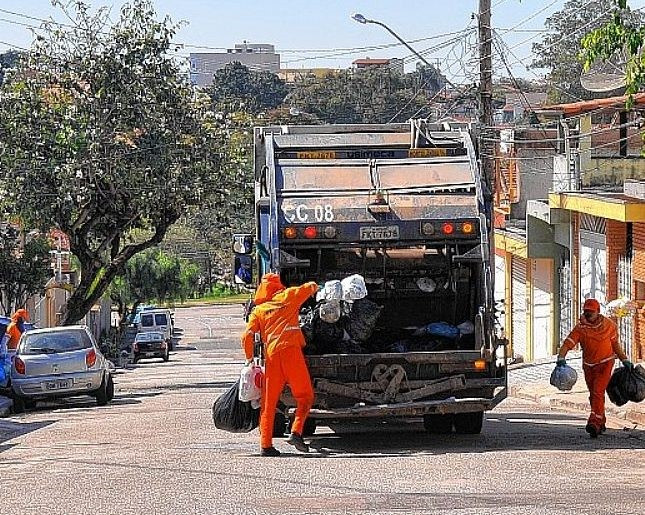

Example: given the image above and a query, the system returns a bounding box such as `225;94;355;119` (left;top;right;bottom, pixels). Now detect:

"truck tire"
454;411;484;434
273;412;287;437
423;414;453;434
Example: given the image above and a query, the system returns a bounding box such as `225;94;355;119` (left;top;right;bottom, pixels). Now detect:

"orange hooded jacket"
241;273;317;360
6;309;29;350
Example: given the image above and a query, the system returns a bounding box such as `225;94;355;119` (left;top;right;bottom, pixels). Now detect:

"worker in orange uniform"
6;309;29;351
557;298;633;438
241;273;318;457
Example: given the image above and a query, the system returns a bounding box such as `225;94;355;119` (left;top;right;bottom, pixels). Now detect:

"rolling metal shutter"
511;256;527;361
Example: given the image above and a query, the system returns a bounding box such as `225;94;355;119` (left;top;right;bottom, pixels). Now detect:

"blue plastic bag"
424;322;460;340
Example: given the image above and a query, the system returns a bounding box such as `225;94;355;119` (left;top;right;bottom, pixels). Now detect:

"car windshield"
155;314;168;326
21;330;92;355
141;314;154;327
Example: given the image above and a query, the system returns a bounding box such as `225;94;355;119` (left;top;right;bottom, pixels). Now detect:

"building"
352;58;404;74
278;68;340;83
190;42;280;87
497;91;548;124
495;93;645;364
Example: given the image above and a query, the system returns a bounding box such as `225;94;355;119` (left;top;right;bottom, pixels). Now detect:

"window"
636;280;645;301
21;330;92;354
141;314;154;327
155;314;168;326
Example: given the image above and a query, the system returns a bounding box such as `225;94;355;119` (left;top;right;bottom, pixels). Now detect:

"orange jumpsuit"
562;314;627;431
241;273;317;449
6;309;29;351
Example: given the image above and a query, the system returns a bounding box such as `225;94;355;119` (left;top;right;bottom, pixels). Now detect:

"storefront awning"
549;192;645;222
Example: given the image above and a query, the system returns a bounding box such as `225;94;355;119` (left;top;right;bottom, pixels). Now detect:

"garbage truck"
235;120;507;435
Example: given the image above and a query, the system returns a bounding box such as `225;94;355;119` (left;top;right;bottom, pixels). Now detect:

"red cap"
583;298;600;313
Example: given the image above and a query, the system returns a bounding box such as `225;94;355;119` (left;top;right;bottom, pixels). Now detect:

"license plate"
145;352;156;357
46;379;72;390
360;225;400;241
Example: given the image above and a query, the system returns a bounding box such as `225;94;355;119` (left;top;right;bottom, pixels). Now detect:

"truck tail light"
474;359;487;371
421;222;435;236
303;226;318;239
86;349;97;368
323;226;337;238
441;223;455;235
461;222;475;234
14;357;26;375
284;227;297;239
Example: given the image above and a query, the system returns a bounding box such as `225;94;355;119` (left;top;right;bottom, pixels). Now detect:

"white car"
138;309;174;350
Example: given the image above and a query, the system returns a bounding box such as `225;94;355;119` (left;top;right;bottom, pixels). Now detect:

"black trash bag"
607;367;630;407
212;382;259;433
314;317;345;353
346;298;383;342
624;364;645;403
336;338;363;354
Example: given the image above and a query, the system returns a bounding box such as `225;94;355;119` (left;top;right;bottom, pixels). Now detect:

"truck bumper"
288;386;506;420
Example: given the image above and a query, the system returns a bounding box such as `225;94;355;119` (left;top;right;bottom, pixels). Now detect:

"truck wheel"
454;411;484;434
423;414;453;434
273;412;287;437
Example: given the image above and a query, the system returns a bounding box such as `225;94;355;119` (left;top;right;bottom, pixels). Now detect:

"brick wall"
633;223;645;361
606;220;627;301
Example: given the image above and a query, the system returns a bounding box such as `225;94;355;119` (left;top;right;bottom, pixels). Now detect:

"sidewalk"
509;357;645;428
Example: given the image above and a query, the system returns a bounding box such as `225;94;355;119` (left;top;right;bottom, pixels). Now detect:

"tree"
0;1;227;325
0;225;52;315
0;50;21;85
580;0;645;106
287;67;430;124
532;0;644;102
208;62;288;113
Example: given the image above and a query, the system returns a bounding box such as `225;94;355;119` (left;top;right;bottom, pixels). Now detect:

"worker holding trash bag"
241;273;318;457
556;298;633;438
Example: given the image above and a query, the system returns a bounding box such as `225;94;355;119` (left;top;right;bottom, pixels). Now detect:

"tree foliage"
0;226;52;315
208;62;288;112
532;0;644;102
580;0;645;107
0;50;21;86
0;1;228;325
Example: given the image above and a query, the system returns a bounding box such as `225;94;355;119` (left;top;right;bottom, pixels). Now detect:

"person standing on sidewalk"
6;308;29;351
557;298;633;438
241;273;318;457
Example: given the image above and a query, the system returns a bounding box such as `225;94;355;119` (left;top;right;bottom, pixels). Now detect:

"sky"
0;0;643;82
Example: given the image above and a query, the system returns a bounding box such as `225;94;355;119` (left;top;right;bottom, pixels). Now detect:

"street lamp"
350;13;461;92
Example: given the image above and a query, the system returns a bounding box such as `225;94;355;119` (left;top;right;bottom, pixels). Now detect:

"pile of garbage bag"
302;275;473;355
550;364;578;391
607;364;645;406
212;382;260;433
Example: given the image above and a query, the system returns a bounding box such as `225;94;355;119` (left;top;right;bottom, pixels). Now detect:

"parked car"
133;331;169;363
138;309;174;350
10;325;114;413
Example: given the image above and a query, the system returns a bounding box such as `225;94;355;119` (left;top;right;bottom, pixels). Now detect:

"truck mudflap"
287;386;507;420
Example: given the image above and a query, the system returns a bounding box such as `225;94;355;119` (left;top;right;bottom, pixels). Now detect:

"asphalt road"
1;304;644;515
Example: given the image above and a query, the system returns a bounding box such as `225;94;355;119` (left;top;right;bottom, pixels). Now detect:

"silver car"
11;325;114;412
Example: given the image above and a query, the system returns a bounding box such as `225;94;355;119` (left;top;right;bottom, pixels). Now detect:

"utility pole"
479;0;494;193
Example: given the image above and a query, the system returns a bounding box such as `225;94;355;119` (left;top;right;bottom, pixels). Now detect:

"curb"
509;386;643;428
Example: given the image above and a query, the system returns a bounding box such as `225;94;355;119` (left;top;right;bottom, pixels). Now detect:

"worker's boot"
286;432;309;453
599;424;607;435
585;423;598;439
260;446;281;457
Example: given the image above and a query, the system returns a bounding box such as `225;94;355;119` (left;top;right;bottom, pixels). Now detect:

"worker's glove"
622;359;634;370
556;358;566;367
244;358;253;366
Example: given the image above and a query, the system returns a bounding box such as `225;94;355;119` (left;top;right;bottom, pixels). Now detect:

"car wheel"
106;375;115;402
12;395;26;414
95;375;110;406
423;414;453;434
163;347;170;362
454;411;484;434
167;340;174;352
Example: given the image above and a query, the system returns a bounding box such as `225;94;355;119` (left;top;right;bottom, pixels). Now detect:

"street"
0;304;644;515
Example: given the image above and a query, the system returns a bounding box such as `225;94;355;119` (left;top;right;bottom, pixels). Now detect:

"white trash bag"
341;274;368;301
550;364;578;392
239;361;264;403
316;280;343;302
319;300;342;323
416;277;437;293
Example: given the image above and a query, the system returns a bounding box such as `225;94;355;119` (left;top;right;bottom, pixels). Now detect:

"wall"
510;149;556;220
606;220;627;301
633;222;645;361
584;157;645;188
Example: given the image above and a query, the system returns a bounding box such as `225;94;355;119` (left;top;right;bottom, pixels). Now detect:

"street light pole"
350;13;461;92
